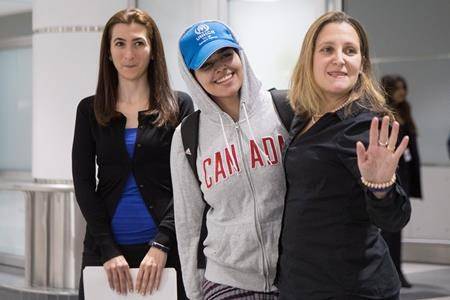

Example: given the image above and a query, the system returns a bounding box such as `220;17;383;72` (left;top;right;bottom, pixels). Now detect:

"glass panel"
0;47;32;171
344;0;450;165
228;0;326;89
375;58;450;165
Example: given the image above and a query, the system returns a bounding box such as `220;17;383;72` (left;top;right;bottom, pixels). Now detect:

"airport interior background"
0;0;449;299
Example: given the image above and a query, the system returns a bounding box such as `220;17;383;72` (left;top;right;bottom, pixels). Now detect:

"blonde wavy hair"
289;11;391;118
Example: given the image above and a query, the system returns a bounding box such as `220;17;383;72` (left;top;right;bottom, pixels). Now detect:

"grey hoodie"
171;22;288;300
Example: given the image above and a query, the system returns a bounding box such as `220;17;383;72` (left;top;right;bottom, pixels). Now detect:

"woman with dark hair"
381;74;422;288
277;12;411;299
172;20;290;300
72;8;193;299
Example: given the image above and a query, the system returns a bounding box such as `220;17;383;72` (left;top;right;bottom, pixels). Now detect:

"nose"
213;60;227;73
332;50;345;66
124;45;135;61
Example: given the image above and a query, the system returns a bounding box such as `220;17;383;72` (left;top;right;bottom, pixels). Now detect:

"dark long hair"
94;8;178;127
381;75;416;133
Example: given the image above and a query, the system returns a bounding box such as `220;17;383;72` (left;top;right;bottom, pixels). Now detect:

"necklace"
311;97;354;124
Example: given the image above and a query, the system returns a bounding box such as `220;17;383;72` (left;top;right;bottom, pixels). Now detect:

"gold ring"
387;145;395;153
378;140;389;147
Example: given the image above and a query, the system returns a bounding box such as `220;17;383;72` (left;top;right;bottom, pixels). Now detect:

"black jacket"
72;92;194;263
277;103;411;299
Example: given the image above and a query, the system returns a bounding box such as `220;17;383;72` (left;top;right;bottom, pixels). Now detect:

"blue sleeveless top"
111;128;158;245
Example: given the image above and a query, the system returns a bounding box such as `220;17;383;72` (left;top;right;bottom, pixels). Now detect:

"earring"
108;56;112;61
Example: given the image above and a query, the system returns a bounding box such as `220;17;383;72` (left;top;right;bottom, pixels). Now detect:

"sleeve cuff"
99;242;122;264
365;184;398;208
153;227;176;251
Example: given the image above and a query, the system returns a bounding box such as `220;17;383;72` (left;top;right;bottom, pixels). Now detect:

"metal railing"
0;180;84;291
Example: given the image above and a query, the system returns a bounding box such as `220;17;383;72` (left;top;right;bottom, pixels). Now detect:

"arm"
134;93;196;296
171;127;205;300
71;99;121;263
152;91;195;250
365;184;411;232
336;114;411;232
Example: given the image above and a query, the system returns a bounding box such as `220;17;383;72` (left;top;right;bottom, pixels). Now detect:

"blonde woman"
277;12;410;300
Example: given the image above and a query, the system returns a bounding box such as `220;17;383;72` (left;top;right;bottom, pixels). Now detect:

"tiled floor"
400;263;450;300
0;262;449;299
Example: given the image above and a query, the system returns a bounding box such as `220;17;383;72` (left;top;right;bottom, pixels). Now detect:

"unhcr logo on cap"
195;23;216;43
194;24;210;35
179;21;240;70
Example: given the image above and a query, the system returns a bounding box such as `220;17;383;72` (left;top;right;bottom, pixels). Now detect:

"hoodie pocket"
203;221;262;274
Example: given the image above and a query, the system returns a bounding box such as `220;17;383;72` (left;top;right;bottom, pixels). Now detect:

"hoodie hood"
178;20;264;124
173;21;290;298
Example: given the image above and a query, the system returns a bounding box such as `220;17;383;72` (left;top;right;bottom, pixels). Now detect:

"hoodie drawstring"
218;112;241;174
218;102;274;172
241;102;273;166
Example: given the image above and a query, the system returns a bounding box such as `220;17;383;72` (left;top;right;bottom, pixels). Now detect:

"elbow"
378;207;411;232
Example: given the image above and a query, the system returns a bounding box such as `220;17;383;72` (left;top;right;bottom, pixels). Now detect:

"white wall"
32;0;128;180
404;166;450;242
228;0;325;90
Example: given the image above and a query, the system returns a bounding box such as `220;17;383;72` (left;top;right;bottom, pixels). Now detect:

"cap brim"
190;39;241;70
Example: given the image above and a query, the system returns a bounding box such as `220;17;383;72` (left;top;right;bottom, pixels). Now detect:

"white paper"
83;267;177;300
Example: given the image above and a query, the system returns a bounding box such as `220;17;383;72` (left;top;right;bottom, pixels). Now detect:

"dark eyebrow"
216;47;233;54
205;48;232;63
112;37;146;42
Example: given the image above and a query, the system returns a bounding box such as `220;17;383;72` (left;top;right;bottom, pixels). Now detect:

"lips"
327;71;347;77
214;72;234;84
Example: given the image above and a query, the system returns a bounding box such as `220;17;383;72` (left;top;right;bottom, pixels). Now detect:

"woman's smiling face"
194;47;243;103
313;22;362;102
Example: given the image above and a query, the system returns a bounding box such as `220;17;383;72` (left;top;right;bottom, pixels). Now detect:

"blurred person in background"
447;131;450;159
381;74;422;288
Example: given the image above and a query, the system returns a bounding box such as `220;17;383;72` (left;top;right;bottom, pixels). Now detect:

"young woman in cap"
171;20;289;299
72;8;193;299
276;11;411;299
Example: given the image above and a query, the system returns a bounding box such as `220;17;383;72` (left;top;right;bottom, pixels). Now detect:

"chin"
329;84;352;93
120;72;146;82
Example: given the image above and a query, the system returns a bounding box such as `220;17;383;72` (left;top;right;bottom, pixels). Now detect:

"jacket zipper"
234;122;271;291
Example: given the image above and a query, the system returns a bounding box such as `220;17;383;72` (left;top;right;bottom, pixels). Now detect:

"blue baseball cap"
179;21;240;70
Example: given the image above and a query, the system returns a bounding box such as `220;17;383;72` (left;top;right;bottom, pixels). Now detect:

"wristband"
150;241;170;253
